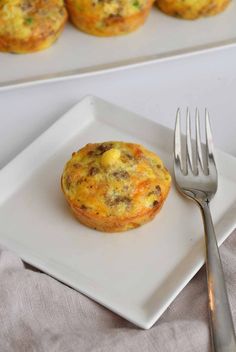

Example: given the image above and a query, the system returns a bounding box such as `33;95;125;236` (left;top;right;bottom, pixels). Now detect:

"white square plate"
0;2;236;91
0;96;235;329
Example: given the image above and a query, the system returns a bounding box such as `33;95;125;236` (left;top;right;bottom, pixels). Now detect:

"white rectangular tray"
0;96;235;329
0;2;236;91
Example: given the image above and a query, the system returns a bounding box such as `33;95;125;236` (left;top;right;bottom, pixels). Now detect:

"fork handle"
200;202;236;352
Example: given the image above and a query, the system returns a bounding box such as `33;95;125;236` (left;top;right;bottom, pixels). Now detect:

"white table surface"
1;45;236;169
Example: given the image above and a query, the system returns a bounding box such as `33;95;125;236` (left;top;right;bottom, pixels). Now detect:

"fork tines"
174;108;216;176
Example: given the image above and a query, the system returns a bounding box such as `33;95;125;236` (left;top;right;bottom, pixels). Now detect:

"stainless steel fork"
174;109;236;352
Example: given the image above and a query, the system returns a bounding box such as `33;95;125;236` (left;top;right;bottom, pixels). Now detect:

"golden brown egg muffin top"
156;0;230;19
67;0;152;19
0;0;67;42
61;141;171;220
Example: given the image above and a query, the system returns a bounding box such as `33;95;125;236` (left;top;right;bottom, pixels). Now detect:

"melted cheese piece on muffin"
0;0;67;53
61;141;171;232
65;0;154;36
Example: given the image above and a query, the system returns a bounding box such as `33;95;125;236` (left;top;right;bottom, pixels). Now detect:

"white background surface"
0;45;236;169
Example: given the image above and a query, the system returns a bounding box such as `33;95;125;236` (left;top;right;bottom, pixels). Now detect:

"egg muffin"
156;0;230;19
65;0;154;36
61;141;171;232
0;0;68;53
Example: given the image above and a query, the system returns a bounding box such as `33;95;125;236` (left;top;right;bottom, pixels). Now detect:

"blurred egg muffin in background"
65;0;154;36
61;141;171;232
156;0;230;19
0;0;68;53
